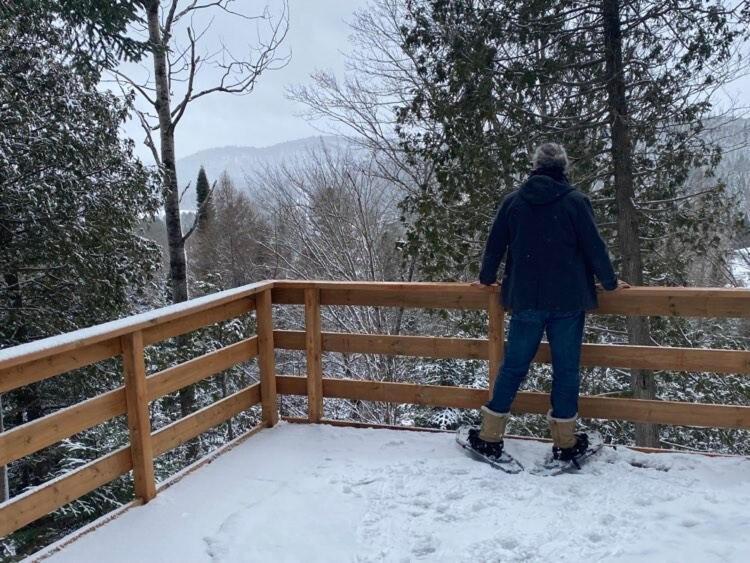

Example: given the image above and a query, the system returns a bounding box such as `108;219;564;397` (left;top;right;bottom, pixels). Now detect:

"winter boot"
548;410;588;464
468;406;509;460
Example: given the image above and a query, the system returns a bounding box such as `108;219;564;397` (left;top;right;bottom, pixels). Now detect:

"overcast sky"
119;0;750;162
120;0;368;161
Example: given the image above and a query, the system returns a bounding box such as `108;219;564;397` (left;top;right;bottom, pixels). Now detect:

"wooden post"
487;290;504;400
121;330;156;502
304;288;323;422
257;289;278;426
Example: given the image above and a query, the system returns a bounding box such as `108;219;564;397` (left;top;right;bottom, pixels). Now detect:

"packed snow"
37;423;750;563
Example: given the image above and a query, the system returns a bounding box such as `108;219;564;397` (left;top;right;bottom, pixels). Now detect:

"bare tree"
259;148;426;424
115;0;288;303
288;0;437;212
112;0;288;453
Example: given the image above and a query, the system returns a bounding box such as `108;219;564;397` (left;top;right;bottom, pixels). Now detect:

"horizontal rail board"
275;376;750;429
142;298;255;346
274;331;750;375
0;281;273;371
147;337;259;401
272;281;750;317
274;330;488;360
272;286;487;309
152;383;262;456
0;388;127;467
0;337;123;394
595;288;750;317
0;300;255;394
0;447;132;537
283;416;448;433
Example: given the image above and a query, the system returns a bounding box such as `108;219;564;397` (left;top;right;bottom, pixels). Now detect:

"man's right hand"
471;280;499;290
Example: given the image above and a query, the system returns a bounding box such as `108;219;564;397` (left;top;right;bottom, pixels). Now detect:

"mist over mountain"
175;135;351;208
173;120;750;222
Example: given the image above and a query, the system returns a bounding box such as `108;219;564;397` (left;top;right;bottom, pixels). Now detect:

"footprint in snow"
383;440;405;447
598;513;616;525
410;534;439;558
499;537;519;550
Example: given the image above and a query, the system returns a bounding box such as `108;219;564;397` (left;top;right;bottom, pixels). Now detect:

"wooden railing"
1;280;749;538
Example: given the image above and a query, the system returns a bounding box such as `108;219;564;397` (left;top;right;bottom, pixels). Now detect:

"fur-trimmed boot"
547;410;588;462
468;406;509;459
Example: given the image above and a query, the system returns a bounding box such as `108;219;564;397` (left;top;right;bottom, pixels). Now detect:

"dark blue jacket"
479;168;618;311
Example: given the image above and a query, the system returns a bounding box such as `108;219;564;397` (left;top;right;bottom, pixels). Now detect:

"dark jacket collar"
532;166;569;183
519;167;573;205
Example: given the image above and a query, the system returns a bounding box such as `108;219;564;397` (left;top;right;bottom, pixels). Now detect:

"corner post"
487;290;504;400
257;288;278;426
304;288;323;422
121;330;156;502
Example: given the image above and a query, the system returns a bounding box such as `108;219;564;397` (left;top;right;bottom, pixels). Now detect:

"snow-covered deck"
38;423;750;562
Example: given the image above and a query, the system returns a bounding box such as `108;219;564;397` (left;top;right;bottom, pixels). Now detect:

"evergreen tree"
195;166;214;233
0;14;160;557
1;0;147;70
191;166;217;286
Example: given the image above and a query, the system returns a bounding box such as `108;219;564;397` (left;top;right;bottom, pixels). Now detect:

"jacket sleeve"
574;196;618;290
478;197;511;285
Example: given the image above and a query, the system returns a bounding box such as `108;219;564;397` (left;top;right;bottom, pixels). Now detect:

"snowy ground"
38;423;750;563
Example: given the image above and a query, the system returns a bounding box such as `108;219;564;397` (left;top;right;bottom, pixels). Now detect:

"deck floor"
38;423;750;562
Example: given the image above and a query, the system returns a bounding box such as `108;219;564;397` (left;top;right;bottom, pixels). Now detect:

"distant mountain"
173;121;750;217
175;135;350;208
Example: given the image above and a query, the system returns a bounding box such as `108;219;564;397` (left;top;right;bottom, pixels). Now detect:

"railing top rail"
273;279;750;297
0;281;274;371
273;280;750;317
2;279;749;372
273;280;498;292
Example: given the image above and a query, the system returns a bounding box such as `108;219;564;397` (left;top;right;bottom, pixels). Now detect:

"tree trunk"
146;1;188;304
602;0;659;447
146;1;198;459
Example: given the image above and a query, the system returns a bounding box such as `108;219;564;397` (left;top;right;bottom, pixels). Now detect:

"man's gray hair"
532;142;569;172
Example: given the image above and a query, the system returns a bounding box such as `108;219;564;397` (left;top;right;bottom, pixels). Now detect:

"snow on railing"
1;280;749;539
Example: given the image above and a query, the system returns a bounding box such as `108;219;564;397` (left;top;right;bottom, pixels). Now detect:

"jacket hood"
519;174;574;205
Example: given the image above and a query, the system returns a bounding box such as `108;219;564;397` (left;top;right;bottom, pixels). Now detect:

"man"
471;142;629;464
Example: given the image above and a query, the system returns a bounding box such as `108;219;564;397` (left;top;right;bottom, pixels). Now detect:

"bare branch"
178;181;192;204
182;180;217;243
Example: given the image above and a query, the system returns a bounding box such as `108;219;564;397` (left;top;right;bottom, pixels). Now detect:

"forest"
1;0;750;559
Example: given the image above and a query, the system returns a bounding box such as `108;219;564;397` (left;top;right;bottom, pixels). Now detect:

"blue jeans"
487;309;585;419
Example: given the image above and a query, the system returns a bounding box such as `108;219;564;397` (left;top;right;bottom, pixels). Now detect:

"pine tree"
191;166;217;287
195;166;213;233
